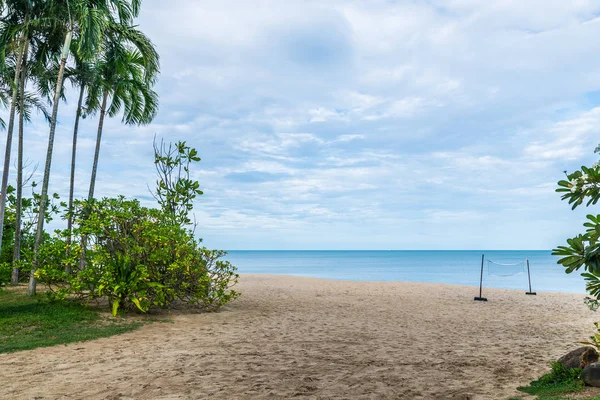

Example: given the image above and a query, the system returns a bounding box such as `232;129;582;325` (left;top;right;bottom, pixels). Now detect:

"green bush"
34;139;240;315
0;184;61;284
36;196;239;315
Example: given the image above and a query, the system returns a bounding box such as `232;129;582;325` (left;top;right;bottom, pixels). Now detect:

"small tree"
553;145;600;307
151;136;203;227
36;138;240;315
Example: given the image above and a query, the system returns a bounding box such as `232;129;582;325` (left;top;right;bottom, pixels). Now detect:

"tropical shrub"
552;146;600;351
0;181;61;284
36;196;239;315
581;321;600;352
553;147;600;307
0;262;10;288
151;137;203;227
34;138;239;315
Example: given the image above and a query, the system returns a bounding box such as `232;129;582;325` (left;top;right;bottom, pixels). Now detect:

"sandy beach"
1;274;599;400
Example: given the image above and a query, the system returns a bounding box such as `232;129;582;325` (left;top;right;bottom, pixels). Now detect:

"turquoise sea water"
225;250;587;294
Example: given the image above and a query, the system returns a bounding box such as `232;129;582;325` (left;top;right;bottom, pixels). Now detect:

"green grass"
539;397;599;400
509;397;600;400
0;288;145;353
517;362;585;398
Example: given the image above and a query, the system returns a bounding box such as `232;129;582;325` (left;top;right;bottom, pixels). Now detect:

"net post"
474;253;487;301
525;258;536;295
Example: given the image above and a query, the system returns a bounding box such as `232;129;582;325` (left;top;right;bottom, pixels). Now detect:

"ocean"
224;250;588;294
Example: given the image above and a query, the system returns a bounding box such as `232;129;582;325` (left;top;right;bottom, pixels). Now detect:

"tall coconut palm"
77;26;158;269
0;0;63;260
0;52;52;279
64;48;94;274
28;0;97;295
29;0;147;295
0;0;65;284
27;0;72;295
85;27;158;202
0;6;30;258
11;30;54;283
11;36;29;283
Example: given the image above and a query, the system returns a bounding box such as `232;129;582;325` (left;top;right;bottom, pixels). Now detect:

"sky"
12;0;600;250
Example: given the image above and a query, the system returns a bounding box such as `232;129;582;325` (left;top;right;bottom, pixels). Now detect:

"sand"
1;274;600;400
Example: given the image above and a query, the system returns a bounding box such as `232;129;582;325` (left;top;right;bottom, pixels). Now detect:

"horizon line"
224;249;554;252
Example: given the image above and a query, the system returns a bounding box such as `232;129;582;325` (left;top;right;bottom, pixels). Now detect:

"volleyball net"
474;254;536;301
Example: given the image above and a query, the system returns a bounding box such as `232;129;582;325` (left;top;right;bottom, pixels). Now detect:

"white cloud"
524;107;600;161
4;0;600;249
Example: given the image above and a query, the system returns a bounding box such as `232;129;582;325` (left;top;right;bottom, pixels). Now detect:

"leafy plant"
557;166;600;210
553;149;600;310
517;362;584;397
581;322;600;351
99;254;151;316
37;196;239;314
553;215;600;275
151;137;203;227
0;262;10;289
34;137;239;315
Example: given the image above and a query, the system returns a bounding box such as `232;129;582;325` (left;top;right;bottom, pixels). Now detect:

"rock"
582;347;600;368
582;362;600;387
558;347;599;369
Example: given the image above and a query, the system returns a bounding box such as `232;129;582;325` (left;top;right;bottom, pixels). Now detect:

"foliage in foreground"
0;135;239;316
36;197;239;315
552;147;600;360
511;148;600;400
553;148;600;309
580;322;600;354
32;140;239;316
0;180;61;285
517;362;584;397
0;289;143;353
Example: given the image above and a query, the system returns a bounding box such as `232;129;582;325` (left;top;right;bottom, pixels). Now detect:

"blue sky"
14;0;600;250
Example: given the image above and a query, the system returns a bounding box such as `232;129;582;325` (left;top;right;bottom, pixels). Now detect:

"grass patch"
510;391;600;399
516;397;600;400
517;362;585;398
0;288;145;353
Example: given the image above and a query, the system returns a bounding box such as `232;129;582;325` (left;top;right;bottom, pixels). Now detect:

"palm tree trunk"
88;90;108;200
29;30;72;296
65;84;85;274
78;89;108;271
11;38;29;284
0;28;28;260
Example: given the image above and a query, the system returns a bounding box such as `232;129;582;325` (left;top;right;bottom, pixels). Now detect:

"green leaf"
112;300;119;317
131;297;144;312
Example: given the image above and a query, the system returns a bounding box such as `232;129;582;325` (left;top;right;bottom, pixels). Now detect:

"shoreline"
239;272;589;295
224;250;585;295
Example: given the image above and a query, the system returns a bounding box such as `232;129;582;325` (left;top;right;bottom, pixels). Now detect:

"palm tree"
77;25;158;270
11;27;54;283
0;43;51;283
0;6;31;258
11;1;69;283
0;0;63;260
85;27;159;202
28;0;98;295
28;0;148;295
12;35;29;284
64;49;94;274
